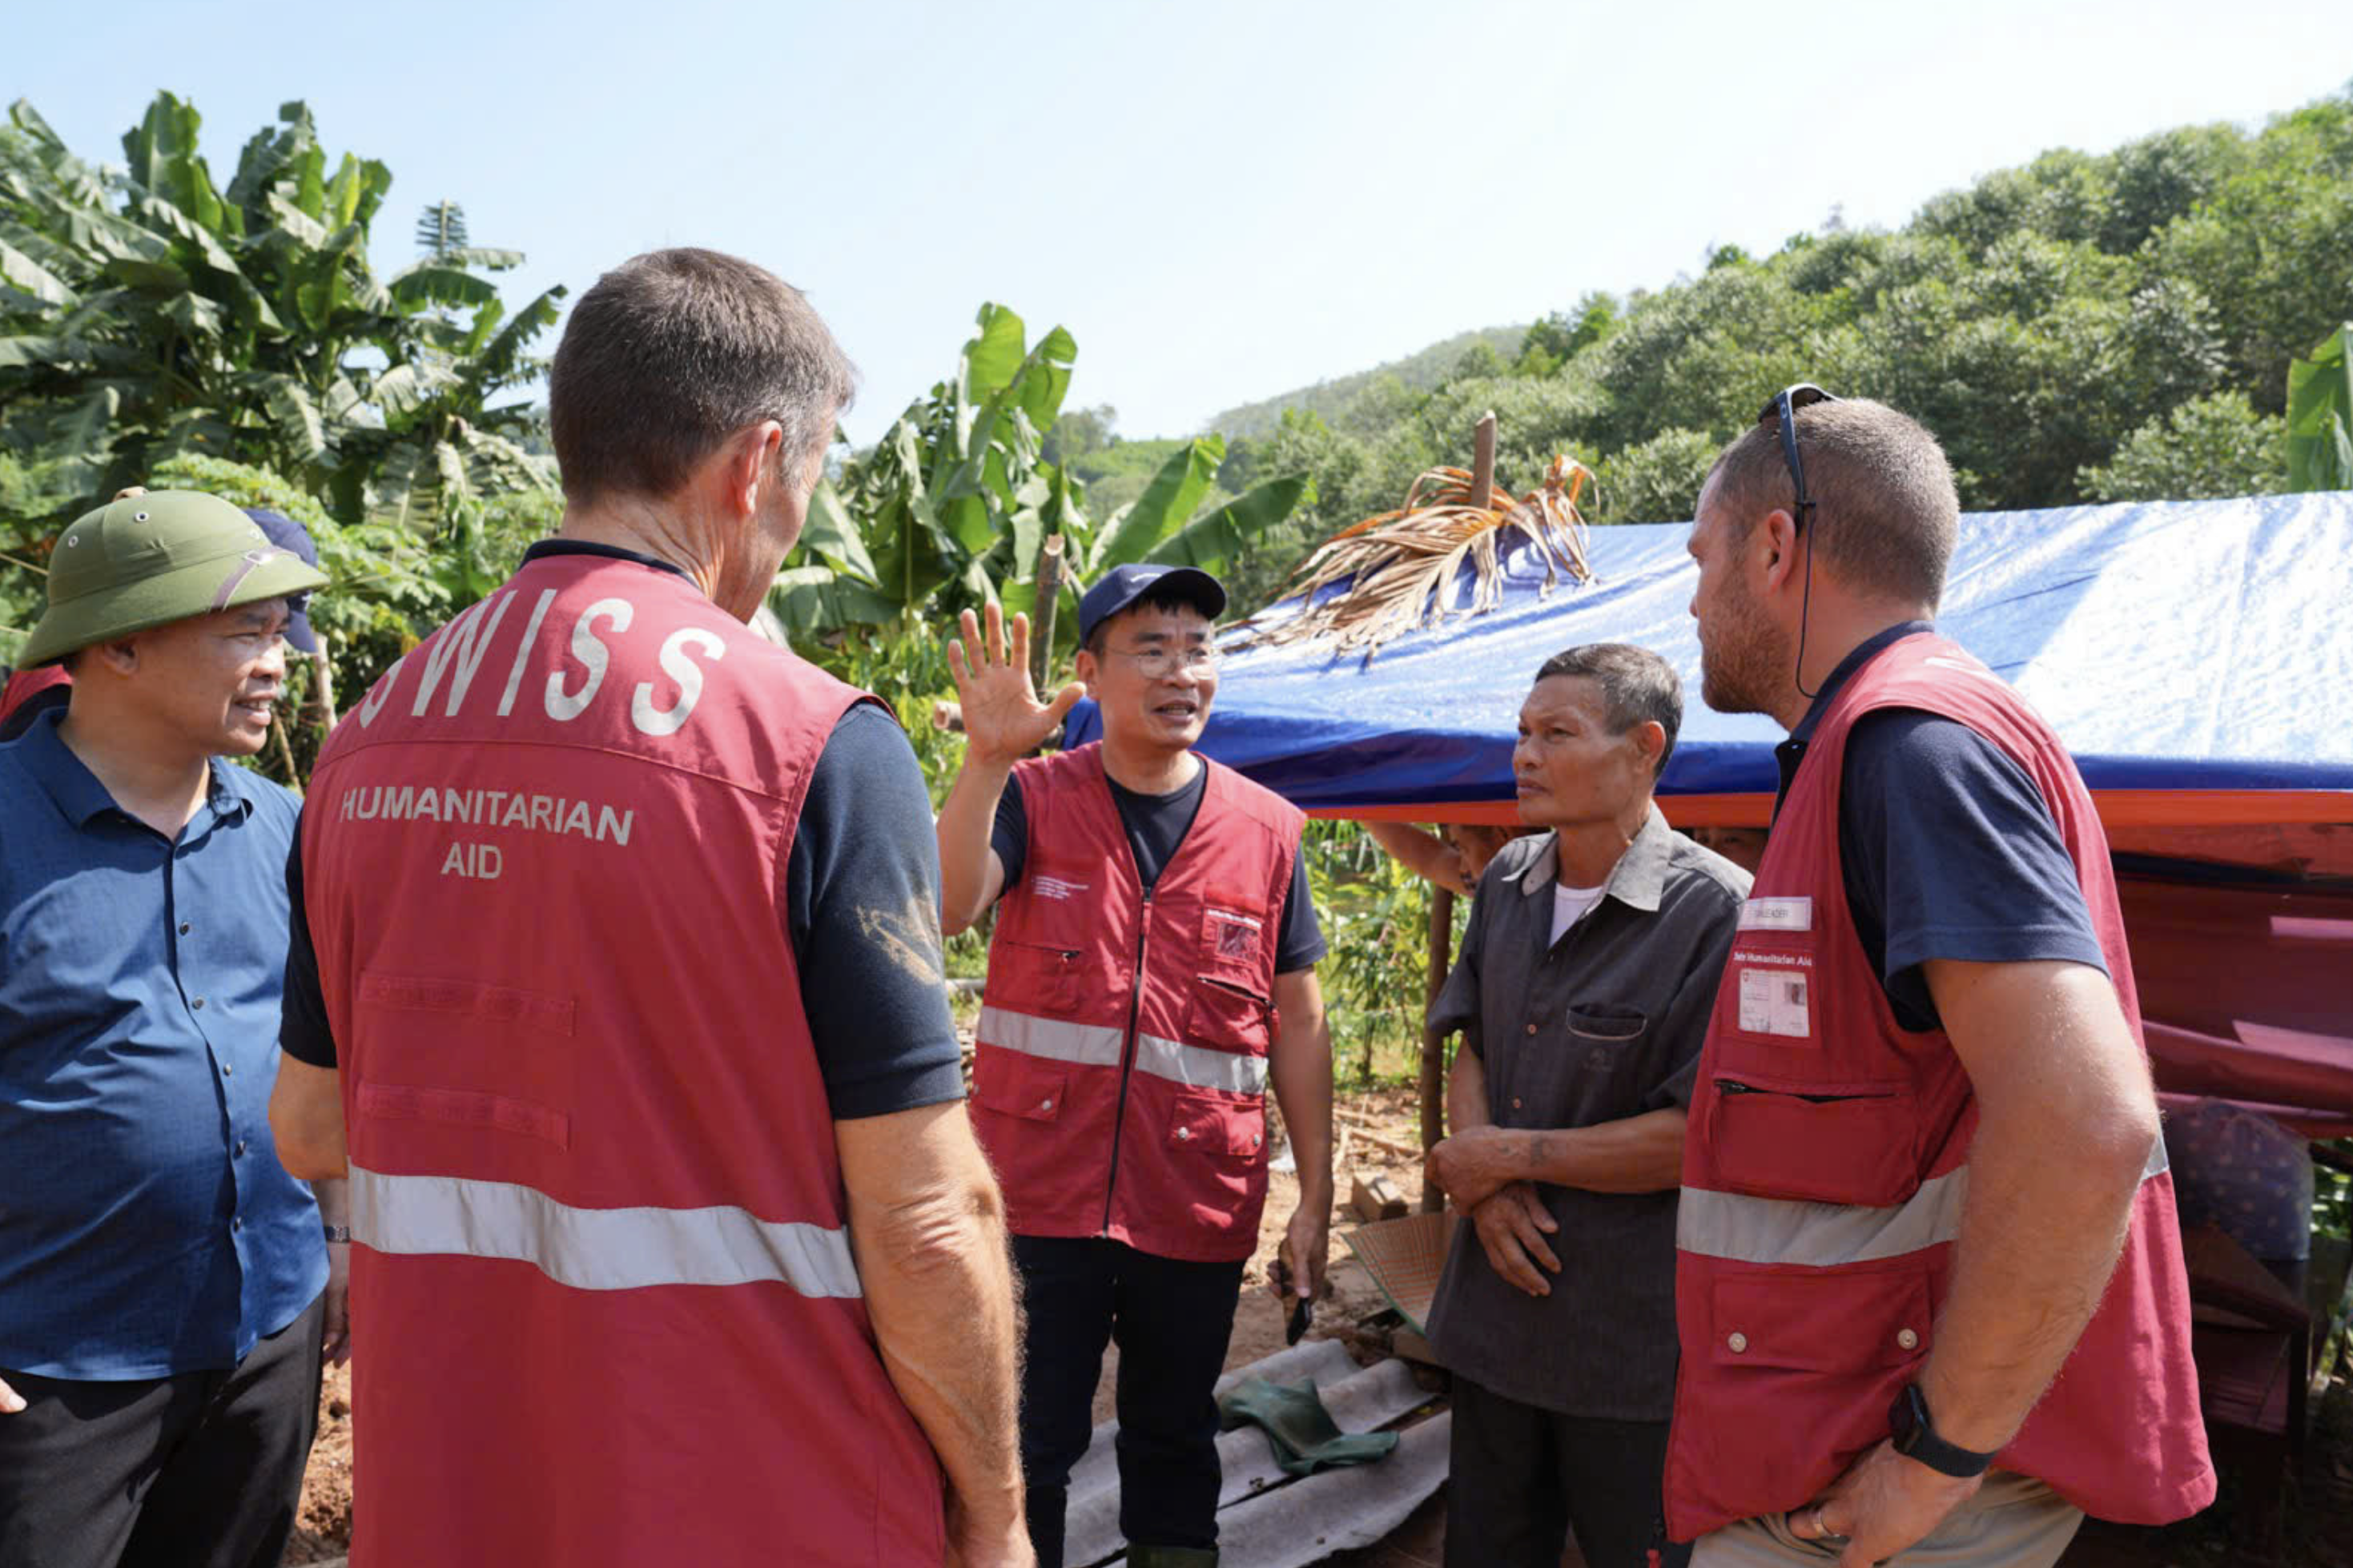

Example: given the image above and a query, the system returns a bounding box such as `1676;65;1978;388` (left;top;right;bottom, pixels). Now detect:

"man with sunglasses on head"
1667;390;2213;1566
939;567;1334;1568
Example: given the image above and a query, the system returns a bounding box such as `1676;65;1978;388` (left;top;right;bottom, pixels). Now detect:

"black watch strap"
1888;1384;1998;1478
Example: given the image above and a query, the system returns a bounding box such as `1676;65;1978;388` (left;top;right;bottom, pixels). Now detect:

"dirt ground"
280;1084;2353;1566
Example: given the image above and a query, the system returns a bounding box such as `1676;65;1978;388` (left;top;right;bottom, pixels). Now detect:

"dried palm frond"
1239;455;1596;661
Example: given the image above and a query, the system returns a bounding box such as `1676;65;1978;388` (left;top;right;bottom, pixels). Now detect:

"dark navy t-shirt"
280;542;963;1120
1775;622;2107;1034
992;767;1326;974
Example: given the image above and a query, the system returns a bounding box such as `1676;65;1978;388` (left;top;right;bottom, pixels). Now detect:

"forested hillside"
1205;325;1527;440
1153;89;2351;576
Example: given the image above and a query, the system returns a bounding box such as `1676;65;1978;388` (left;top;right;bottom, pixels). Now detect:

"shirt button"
1176;1126;1194;1141
235;1140;247;1156
1727;1332;1749;1353
191;996;206;1011
221;1061;234;1076
1524;1023;1538;1035
1512;1096;1523;1109
231;1217;243;1233
1039;1099;1054;1112
1897;1328;1920;1350
179;922;191;935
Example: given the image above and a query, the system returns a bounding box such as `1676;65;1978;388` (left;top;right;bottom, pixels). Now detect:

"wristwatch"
1888;1384;1998;1478
323;1224;352;1244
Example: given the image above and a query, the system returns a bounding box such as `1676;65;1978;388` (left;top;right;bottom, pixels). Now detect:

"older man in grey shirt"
1423;643;1749;1568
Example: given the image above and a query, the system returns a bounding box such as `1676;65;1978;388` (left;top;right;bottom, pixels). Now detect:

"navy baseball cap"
243;509;321;653
1076;565;1227;649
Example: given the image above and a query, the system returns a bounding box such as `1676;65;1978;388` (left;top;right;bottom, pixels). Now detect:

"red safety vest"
0;663;70;724
1667;632;2214;1540
303;552;945;1567
972;744;1303;1262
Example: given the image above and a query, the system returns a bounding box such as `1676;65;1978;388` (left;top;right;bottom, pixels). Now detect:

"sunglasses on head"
1759;384;1840;527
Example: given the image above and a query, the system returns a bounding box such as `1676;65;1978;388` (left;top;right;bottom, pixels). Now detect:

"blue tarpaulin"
1066;494;2353;812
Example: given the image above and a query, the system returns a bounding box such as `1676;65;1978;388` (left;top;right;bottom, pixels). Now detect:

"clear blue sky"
10;1;2347;444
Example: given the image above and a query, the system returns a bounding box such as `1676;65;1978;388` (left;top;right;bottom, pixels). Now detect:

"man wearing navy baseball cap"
939;564;1335;1568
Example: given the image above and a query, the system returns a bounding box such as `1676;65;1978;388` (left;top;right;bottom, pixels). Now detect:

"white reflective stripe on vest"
348;1164;863;1297
1679;1133;2170;1268
978;1006;1269;1096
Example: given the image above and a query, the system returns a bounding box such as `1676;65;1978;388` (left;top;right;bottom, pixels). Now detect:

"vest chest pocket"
1200;893;1273;977
1189;975;1273;1055
996;939;1084;1015
1706;1075;1921;1207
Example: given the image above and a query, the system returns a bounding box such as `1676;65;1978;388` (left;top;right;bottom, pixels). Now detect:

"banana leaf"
1094;435;1225;570
2287;324;2353;492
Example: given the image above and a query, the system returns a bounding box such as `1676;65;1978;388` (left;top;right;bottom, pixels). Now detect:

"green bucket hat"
21;491;332;666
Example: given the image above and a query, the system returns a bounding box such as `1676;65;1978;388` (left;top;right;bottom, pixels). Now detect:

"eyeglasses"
1758;384;1840;529
1106;646;1219;680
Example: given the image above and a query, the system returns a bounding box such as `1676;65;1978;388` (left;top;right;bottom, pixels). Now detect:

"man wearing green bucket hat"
0;488;348;1568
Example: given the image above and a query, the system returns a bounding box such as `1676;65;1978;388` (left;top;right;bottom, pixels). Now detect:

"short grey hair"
549;247;856;505
1704;396;1959;609
1533;642;1683;779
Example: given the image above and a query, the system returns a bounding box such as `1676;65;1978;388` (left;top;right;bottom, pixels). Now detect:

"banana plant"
770;304;1313;649
0;92;562;536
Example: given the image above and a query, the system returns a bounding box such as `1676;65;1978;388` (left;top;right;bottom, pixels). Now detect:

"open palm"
947;604;1084;767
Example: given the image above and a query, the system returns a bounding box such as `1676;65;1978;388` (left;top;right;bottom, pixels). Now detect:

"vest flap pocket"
1168;1092;1265;1159
1708;1262;1933;1373
1707;1075;1920;1207
971;1050;1069;1124
1188;975;1273;1054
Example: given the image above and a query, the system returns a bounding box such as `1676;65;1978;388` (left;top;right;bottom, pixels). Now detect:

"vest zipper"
1100;883;1153;1235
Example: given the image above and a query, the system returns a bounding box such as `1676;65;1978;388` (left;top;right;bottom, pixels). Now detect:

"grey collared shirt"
1423;807;1750;1419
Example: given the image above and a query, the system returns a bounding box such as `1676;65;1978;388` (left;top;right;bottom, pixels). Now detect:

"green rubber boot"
1124;1546;1218;1568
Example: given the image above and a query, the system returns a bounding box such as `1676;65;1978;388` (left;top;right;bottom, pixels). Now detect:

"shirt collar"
522;538;694;580
1788;619;1936;746
14;707;257;830
1510;803;1675;914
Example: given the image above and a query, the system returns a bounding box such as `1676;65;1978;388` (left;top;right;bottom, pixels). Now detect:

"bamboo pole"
1415;413;1490;1208
1418;886;1456;1209
1468;410;1497;513
1029;535;1065;696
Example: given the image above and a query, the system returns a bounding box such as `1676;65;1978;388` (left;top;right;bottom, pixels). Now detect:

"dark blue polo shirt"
0;709;327;1380
1775;621;2107;1032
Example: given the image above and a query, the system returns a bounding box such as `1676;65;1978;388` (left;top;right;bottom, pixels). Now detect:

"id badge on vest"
1730;896;1816;1045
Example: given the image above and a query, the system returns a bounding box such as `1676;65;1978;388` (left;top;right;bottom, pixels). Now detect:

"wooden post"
1468;410;1498;511
1417;413;1492;1208
1418;885;1455;1209
1029;534;1065;694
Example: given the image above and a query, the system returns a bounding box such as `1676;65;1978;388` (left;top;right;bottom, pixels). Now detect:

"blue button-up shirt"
1;709;326;1379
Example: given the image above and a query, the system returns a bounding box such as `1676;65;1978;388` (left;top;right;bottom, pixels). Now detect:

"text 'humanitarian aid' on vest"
335;783;637;880
352;590;726;737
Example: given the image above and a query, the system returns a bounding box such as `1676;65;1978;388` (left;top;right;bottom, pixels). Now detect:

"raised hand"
946;604;1084;770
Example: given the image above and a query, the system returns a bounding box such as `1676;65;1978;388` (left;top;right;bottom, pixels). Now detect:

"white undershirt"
1549;881;1608;946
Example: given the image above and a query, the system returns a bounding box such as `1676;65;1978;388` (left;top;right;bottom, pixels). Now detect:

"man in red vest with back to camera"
268;248;1031;1567
1671;388;2214;1566
938;570;1335;1568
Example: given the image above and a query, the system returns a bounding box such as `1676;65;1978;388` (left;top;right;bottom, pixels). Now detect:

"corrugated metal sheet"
1068;1340;1445;1567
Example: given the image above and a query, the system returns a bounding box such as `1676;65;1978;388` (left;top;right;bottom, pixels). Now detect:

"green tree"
0;93;564;537
2077;391;2286;501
